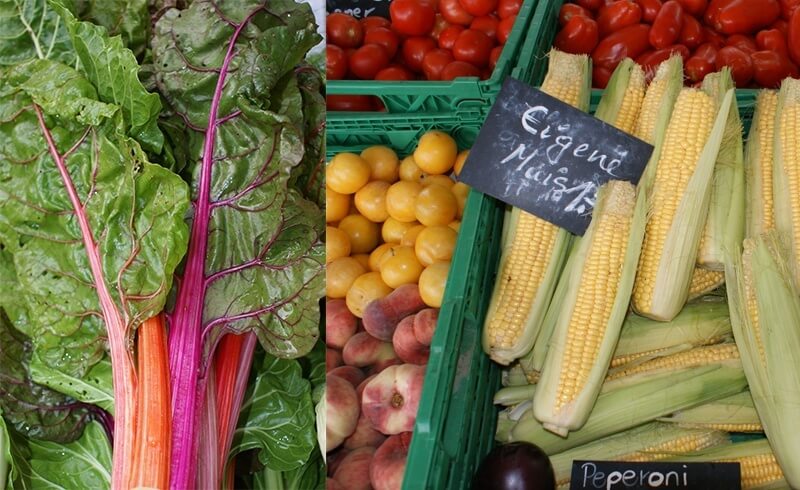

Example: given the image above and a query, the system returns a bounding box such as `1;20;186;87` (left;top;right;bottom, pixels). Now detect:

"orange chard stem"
131;314;171;489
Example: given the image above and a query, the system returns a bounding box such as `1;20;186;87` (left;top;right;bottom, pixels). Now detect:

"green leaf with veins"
0;58;189;379
231;354;316;471
29;354;113;414
6;421;111;490
152;0;324;359
0;310;91;444
0;0;75;66
50;1;164;152
76;0;149;58
291;63;324;208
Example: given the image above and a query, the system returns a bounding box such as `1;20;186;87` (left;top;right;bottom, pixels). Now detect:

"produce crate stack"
325;0;800;489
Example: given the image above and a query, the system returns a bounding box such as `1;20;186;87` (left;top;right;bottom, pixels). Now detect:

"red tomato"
361;16;392;30
679;14;705;49
471;15;500;40
327;45;348;80
390;0;437;36
452;28;494;66
458;0;498;17
716;46;754;86
751;50;794;87
685;56;715;82
364;27;401;58
781;0;800;19
327;95;376;111
650;1;684;49
674;0;707;16
703;26;726;47
440;0;474;25
554;16;600;54
375;66;416;80
489;45;503;69
422;48;456;79
709;0;781;35
597;1;643;36
773;18;790;35
440;60;481;79
755;29;789;58
726;34;757;54
497;15;516;44
635;0;663;22
593;65;614;88
439;25;465;49
349;44;390;79
592;23;651;68
497;0;522;18
790;8;800;65
694;42;720;64
327;13;364;48
636;45;690;80
432;14;452;38
402;37;438;72
560;4;592;25
575;0;605;11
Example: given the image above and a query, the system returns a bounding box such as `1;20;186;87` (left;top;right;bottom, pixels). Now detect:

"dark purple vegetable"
472;442;556;490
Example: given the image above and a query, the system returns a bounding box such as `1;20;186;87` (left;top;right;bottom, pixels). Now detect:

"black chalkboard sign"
326;0;390;18
570;461;741;490
458;78;654;235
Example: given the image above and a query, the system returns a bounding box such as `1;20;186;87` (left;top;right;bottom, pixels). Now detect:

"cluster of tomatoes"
326;0;522;86
555;0;800;88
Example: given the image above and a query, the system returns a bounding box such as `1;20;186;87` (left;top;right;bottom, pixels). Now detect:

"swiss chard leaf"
0;58;189;379
152;0;324;360
291;63;324;208
231;354;316;472
75;0;149;58
29;354;113;414
6;421;111;490
0;0;75;66
0;311;90;444
253;450;325;490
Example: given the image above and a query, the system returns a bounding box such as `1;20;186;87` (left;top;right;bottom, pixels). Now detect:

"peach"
370;432;412;490
327;448;351;476
344;413;388;450
392;315;430;365
361;364;426;435
366;357;402;377
327;299;358;349
327;348;343;371
357;374;377;401
327;478;345;490
327;374;360;451
362;284;427;341
333;447;375;490
343;332;397;368
412;308;439;346
328;366;366;388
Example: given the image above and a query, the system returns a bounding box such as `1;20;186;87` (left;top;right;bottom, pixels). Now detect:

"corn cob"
533;181;646;436
612;299;731;368
658;391;762;433
633;55;684;191
697;70;745;270
666;439;787;489
604;342;739;383
594;58;646;134
549;422;728;489
772;78;800;286
632;83;735;321
725;230;800;488
482;50;590;365
508;361;746;453
687;267;725;300
745;91;779;239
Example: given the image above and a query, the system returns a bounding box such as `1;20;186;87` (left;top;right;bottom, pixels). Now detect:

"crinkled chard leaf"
291;63;325;208
6;421;111;490
231;354;315;471
152;0;324;359
74;0;149;58
0;311;91;444
0;0;75;66
0;58;190;379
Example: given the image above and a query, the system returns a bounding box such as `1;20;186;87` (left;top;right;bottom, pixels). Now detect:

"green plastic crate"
326;0;539;116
